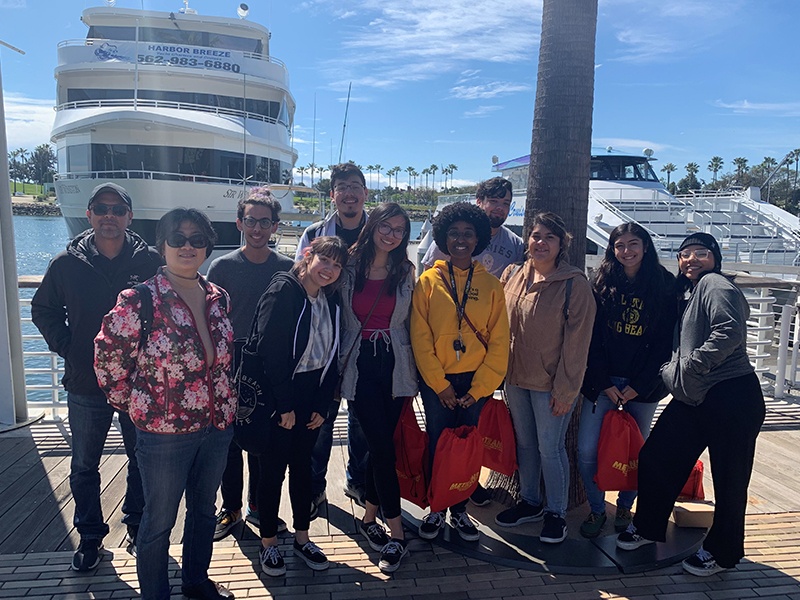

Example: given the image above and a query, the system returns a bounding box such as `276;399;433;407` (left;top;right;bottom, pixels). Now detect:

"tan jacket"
501;260;595;405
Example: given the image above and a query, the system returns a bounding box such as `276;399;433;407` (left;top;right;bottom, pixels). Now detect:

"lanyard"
447;261;474;333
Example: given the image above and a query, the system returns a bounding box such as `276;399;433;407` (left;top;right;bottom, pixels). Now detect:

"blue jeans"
136;425;233;600
577;377;659;515
419;372;487;514
67;392;142;539
505;384;575;518
311;400;368;498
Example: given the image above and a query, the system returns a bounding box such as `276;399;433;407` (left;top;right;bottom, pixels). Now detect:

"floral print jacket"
94;269;236;434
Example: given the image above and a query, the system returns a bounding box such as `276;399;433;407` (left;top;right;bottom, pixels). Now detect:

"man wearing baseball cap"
32;183;161;571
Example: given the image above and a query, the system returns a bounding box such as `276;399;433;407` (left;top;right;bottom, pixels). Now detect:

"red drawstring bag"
393;397;430;509
594;407;645;492
477;396;517;476
678;460;705;501
428;425;483;513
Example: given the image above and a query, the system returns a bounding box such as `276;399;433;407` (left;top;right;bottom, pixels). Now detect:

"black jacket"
31;229;162;395
581;269;677;404
255;271;340;416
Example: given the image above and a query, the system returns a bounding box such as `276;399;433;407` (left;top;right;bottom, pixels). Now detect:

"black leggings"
633;373;765;567
350;340;405;519
257;368;323;538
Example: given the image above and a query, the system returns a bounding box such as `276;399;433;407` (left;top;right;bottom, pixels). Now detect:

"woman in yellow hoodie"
411;202;509;542
494;212;595;544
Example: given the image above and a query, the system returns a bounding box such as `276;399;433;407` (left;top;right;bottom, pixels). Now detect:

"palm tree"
307;162;317;188
366;164;375;189
661;162;677;187
296;165;307;185
732;157;749;184
373;164;383;189
510;0;598;511
707;156;724;185
685;162;700;177
410;167;419;189
422;167;431;189
391;166;401;189
447;164;458;189
405;166;415;189
429;164;438;191
441;166;452;191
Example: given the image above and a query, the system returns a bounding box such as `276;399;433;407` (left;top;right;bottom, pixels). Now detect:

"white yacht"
51;1;298;249
434;151;800;267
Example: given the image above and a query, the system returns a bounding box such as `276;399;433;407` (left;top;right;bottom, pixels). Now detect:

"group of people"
31;163;764;600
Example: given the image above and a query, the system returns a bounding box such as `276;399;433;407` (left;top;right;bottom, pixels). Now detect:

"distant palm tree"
707;156;724;185
447;164;458;189
429;164;438;191
373;164;383;189
307;162;317;188
297;165;307;185
410;167;419;189
391;166;401;188
685;162;700;177
732;157;749;184
661;162;677;187
366;164;375;189
422;167;431;189
405;166;414;189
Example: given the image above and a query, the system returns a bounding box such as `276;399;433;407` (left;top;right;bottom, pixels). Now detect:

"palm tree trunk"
488;0;598;512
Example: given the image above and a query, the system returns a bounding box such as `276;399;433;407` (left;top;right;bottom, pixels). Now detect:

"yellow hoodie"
411;259;510;400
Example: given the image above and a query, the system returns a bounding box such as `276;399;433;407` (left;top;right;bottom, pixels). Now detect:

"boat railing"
55;98;288;128
587;188;668;241
57;39;287;69
54;170;286;189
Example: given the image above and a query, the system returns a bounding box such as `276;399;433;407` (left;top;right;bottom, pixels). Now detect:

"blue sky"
1;0;798;188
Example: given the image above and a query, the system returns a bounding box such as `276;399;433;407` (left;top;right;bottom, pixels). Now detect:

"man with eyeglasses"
422;177;523;278
207;186;293;541
295;163;370;518
31;183;161;571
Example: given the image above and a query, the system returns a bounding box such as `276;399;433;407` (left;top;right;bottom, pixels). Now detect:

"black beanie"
678;232;722;268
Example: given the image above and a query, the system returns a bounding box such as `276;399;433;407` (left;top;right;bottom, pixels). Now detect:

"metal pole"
0;41;28;424
775;304;793;399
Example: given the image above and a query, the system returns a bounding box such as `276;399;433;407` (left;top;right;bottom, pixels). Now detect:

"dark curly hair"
594;221;676;319
155;207;217;259
349;202;413;295
432;202;492;257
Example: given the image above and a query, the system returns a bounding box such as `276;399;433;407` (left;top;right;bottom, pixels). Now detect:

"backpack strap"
563;278;573;321
134;283;153;350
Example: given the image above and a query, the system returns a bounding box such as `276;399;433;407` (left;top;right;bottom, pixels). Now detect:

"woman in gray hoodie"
615;232;765;578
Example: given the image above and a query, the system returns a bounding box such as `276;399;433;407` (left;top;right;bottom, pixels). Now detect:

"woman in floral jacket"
95;208;236;600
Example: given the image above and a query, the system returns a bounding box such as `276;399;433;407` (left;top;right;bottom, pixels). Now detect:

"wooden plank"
0;436;35;476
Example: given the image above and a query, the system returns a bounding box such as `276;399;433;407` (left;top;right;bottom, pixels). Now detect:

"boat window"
590;157;660;182
87;26;264;54
73;143;291;185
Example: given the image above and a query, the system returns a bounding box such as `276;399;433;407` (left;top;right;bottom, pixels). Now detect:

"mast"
338;82;351;163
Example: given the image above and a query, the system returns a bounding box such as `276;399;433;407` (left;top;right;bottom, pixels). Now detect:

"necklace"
165;268;199;281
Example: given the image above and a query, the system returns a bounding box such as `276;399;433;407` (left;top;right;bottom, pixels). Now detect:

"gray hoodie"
661;272;753;406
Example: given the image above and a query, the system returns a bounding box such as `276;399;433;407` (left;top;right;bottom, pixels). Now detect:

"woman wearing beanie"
616;232;765;578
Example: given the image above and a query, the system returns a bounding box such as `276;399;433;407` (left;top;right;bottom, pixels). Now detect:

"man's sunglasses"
166;232;209;249
91;203;129;217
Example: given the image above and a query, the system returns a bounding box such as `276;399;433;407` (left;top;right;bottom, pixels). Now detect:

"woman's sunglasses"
166;232;209;249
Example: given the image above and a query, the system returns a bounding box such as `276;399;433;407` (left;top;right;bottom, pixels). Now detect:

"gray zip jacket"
661;272;753;406
338;263;418;401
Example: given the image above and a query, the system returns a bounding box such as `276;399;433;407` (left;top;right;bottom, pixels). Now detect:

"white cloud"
450;82;531;100
713;99;800;117
612;29;684;63
2;93;55;151
463;105;502;118
316;0;542;89
0;0;26;7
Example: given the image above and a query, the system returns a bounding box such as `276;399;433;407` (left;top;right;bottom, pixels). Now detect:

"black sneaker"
539;512;567;544
310;491;326;521
682;546;727;577
71;538;103;571
260;544;286;577
418;510;446;540
616;522;655;551
469;484;492;507
359;520;390;552
450;511;480;542
181;579;234;599
125;524;138;558
213;509;241;541
379;539;409;573
494;501;545;527
293;540;329;571
343;482;366;508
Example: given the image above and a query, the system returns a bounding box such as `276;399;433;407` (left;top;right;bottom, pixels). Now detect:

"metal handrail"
18;295;65;420
55;98;288;128
54;170;286;189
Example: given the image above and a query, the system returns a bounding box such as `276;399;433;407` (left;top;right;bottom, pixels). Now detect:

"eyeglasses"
378;222;406;239
91;203;129;217
166;232;209;249
242;216;276;229
677;249;711;260
333;183;365;194
447;229;477;241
